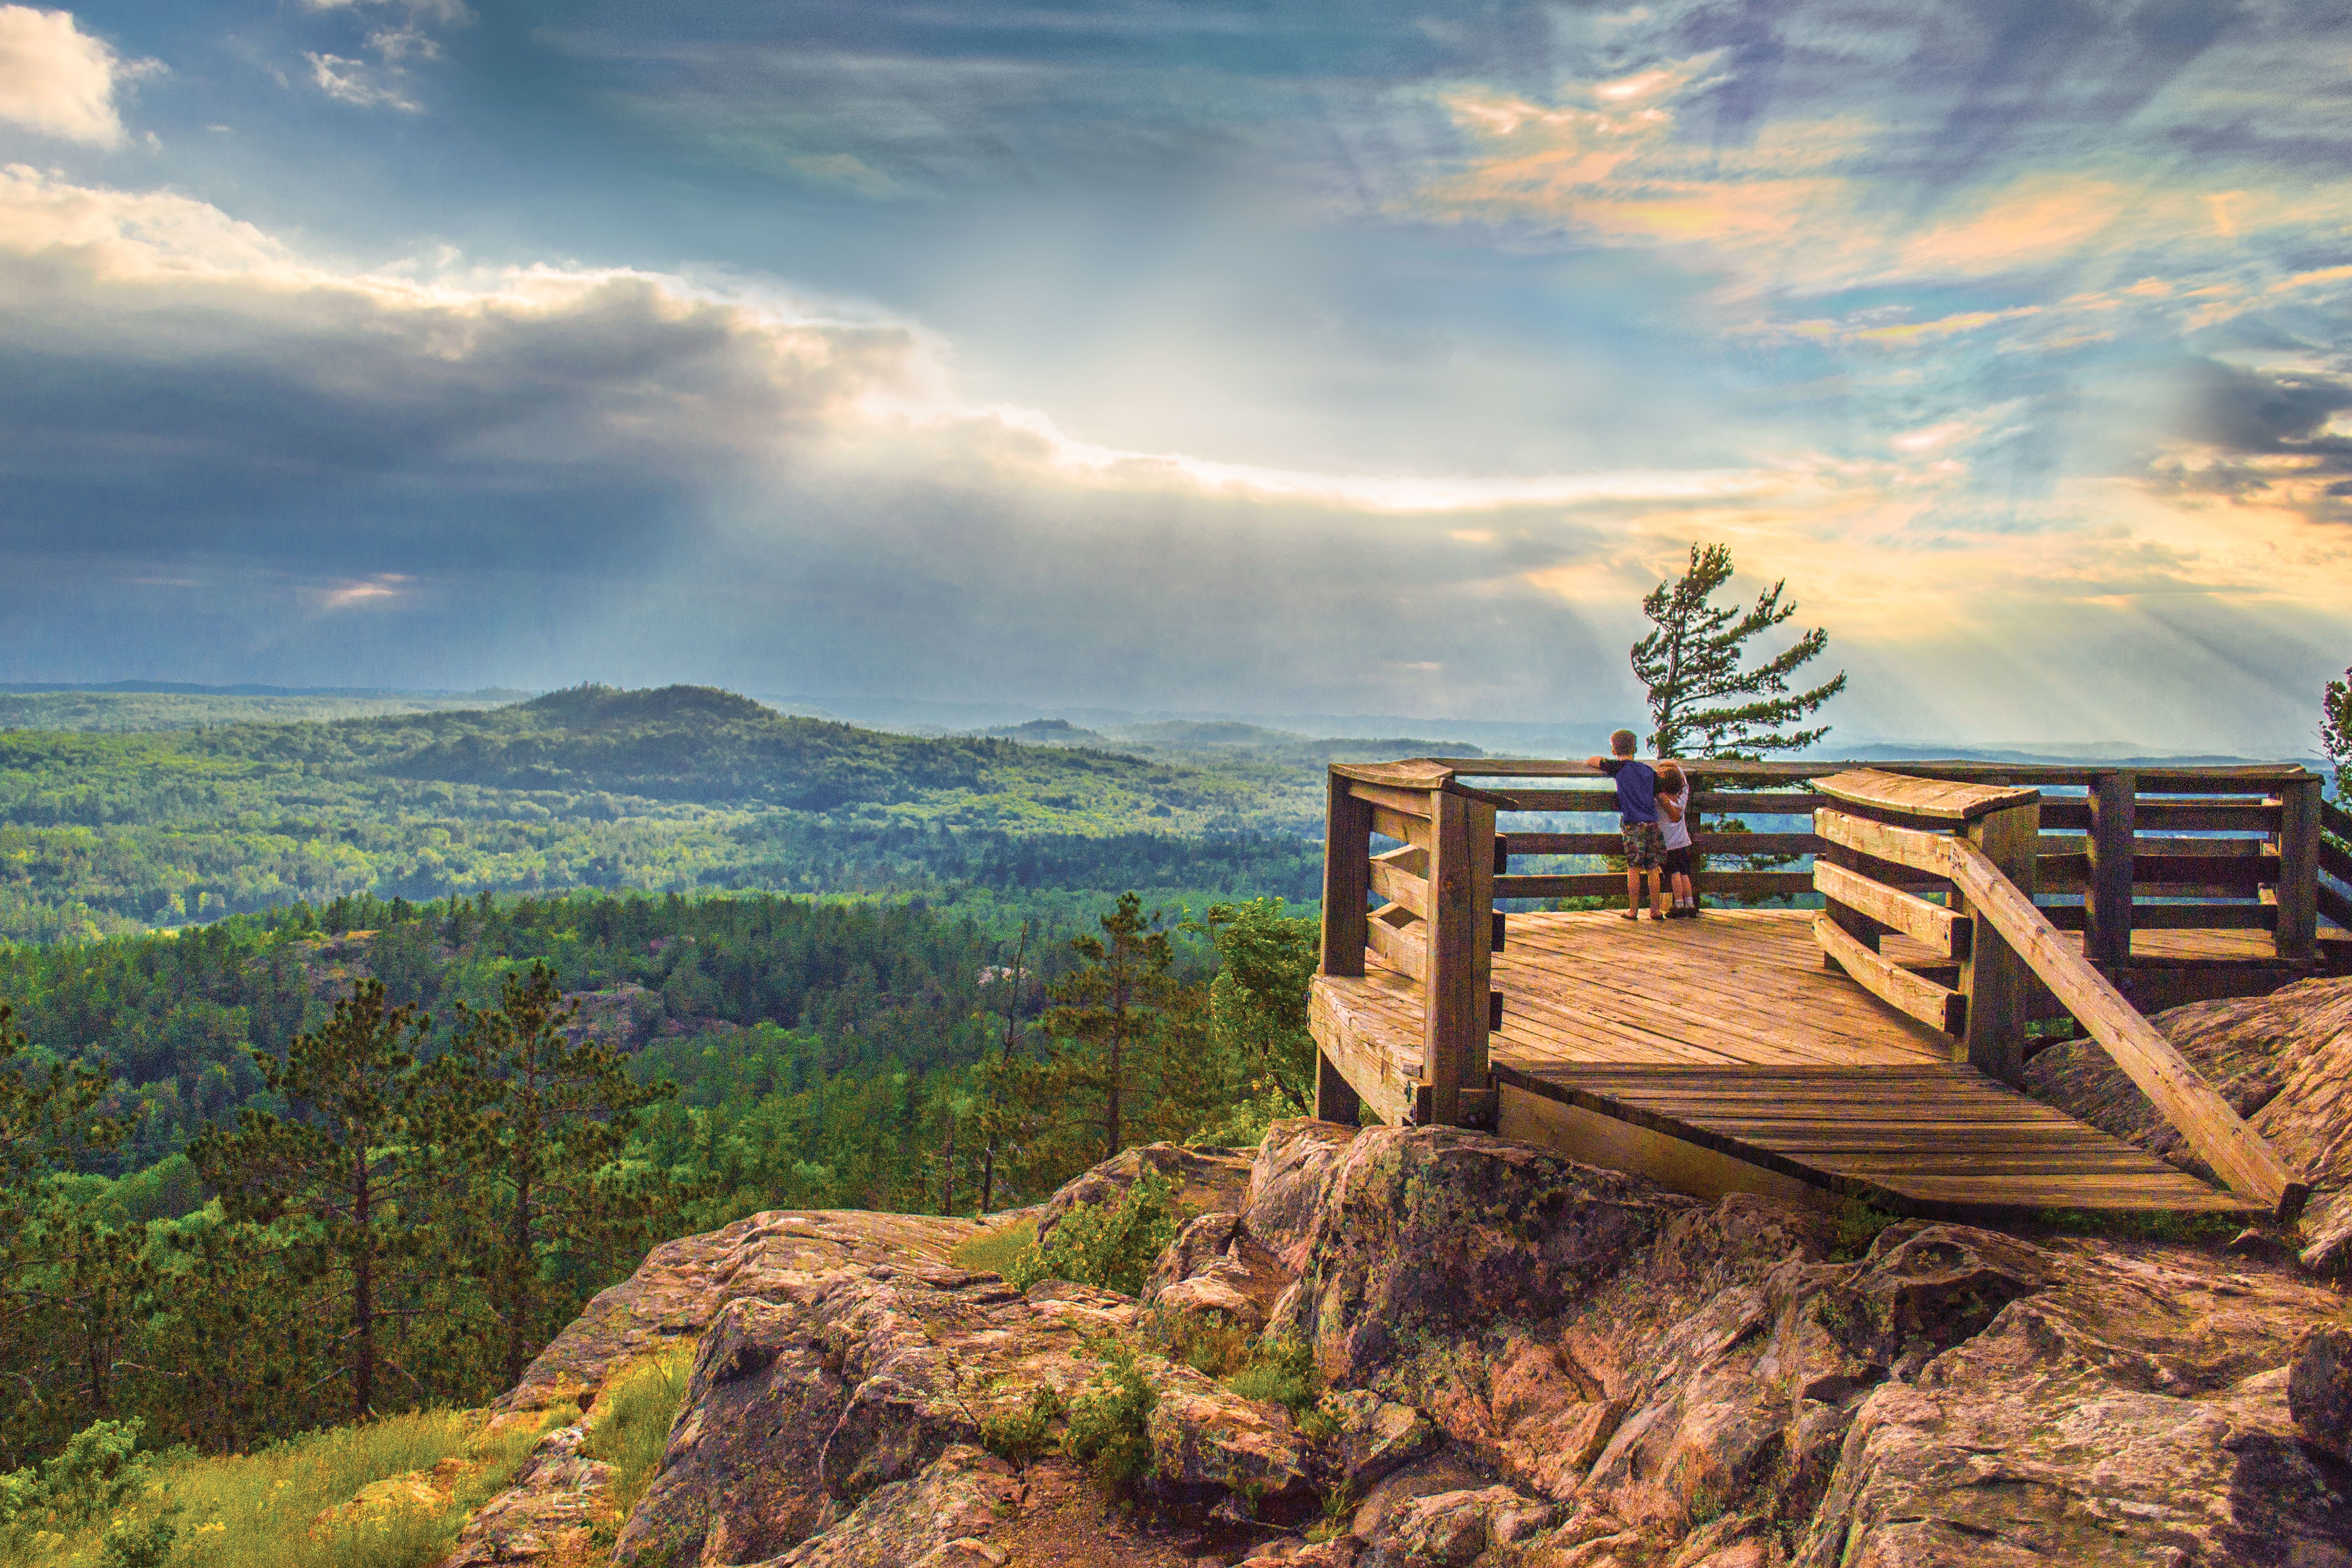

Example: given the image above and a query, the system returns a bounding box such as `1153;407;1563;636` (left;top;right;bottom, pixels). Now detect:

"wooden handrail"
1942;835;2306;1217
1814;794;2302;1215
1813;767;2040;823
1438;757;2313;788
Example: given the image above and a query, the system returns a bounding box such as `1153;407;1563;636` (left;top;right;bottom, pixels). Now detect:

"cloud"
295;0;470;113
0;6;157;146
305;51;420;113
0;139;2348;748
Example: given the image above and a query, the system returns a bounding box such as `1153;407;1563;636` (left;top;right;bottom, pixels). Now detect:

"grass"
582;1343;697;1533
951;1216;1039;1277
0;1404;574;1568
2030;1207;2246;1245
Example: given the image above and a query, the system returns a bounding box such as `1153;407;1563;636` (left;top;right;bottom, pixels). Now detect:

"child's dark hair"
1610;728;1638;756
1656;762;1685;793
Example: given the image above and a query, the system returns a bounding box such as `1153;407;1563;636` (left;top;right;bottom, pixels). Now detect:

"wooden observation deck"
1312;759;2351;1220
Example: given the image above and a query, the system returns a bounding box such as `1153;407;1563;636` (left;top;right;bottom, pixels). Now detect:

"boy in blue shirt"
1584;729;1665;920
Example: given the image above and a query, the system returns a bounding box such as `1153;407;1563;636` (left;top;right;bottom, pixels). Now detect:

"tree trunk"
505;1165;533;1391
353;1150;375;1422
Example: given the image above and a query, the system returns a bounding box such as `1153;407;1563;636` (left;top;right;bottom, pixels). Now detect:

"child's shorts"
1621;822;1665;870
1662;845;1693;876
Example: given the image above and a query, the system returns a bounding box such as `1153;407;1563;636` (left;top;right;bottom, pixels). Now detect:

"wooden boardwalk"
1312;909;2258;1216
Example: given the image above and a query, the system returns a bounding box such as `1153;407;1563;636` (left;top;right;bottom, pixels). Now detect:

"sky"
2;0;2350;751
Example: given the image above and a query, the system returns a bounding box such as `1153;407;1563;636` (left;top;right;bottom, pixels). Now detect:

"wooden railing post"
1958;800;2037;1084
1466;796;1497;1093
1421;788;1480;1126
2276;774;2321;962
2084;769;2135;972
1321;769;1370;980
1316;769;1371;1124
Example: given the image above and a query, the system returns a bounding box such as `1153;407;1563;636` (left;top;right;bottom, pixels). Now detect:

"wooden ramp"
1492;1063;2250;1216
1312;909;2263;1218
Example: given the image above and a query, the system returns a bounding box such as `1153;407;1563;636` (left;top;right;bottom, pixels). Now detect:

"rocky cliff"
442;1106;2351;1568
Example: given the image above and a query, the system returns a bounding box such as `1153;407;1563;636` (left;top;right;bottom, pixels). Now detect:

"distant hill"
0;685;1320;940
969;719;1112;746
0;688;534;733
172;684;1267;817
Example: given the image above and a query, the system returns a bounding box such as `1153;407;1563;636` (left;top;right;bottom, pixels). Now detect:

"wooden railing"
1809;768;2305;1216
1318;762;1504;1128
1317;756;2330;1193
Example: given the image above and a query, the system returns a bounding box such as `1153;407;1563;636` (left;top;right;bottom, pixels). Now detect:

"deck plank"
1313;907;2263;1216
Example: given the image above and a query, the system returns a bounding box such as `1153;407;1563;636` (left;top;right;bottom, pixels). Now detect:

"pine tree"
2323;668;2351;799
1042;895;1188;1164
432;963;677;1389
1631;543;1846;759
0;1003;134;1466
189;980;433;1423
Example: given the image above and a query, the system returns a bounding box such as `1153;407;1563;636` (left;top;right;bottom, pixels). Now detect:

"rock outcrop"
452;1115;2352;1568
2026;974;2352;1269
1034;1141;1256;1244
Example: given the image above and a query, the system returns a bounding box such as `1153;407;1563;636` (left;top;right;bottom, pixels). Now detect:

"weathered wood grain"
1320;772;1371;980
1814;911;1966;1034
1814;859;1967;957
1814;767;2040;823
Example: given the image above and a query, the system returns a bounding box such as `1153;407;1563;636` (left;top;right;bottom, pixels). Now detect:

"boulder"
500;1208;976;1413
1361;1484;1557;1568
1273;1125;1697;1388
1245;1120;1363;1273
2289;1323;2352;1459
439;1423;613;1567
2024;975;2352;1269
1141;1212;1291;1344
1145;1369;1313;1504
762;1444;1020;1568
1320;1390;1436;1489
1035;1142;1256;1243
468;1112;2352;1568
613;1298;842;1567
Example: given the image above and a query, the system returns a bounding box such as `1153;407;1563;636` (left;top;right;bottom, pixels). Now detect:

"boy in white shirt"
1656;762;1698;918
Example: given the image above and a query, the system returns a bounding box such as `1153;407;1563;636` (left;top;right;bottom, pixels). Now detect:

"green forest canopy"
0;685;1348;942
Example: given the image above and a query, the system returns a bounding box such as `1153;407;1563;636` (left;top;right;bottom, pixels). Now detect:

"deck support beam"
1315;1049;1361;1126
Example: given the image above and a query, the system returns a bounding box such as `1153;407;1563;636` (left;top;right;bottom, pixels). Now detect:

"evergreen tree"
0;1004;132;1466
1631;543;1846;758
433;963;678;1388
189;980;434;1423
0;1003;118;1205
2323;667;2352;799
1040;894;1191;1164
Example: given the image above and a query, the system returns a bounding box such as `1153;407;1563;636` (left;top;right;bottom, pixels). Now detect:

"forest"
0;882;1318;1472
0;684;1341;942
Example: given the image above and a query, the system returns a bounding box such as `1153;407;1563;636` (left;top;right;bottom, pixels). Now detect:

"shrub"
0;1418;152;1551
1226;1338;1327;1437
977;1384;1067;1466
1004;1169;1181;1297
1828;1195;1898;1261
1062;1344;1157;1488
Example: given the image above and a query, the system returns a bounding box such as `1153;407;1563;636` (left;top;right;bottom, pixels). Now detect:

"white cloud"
0;6;157;147
305;51;420;113
295;0;471;112
301;0;473;22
